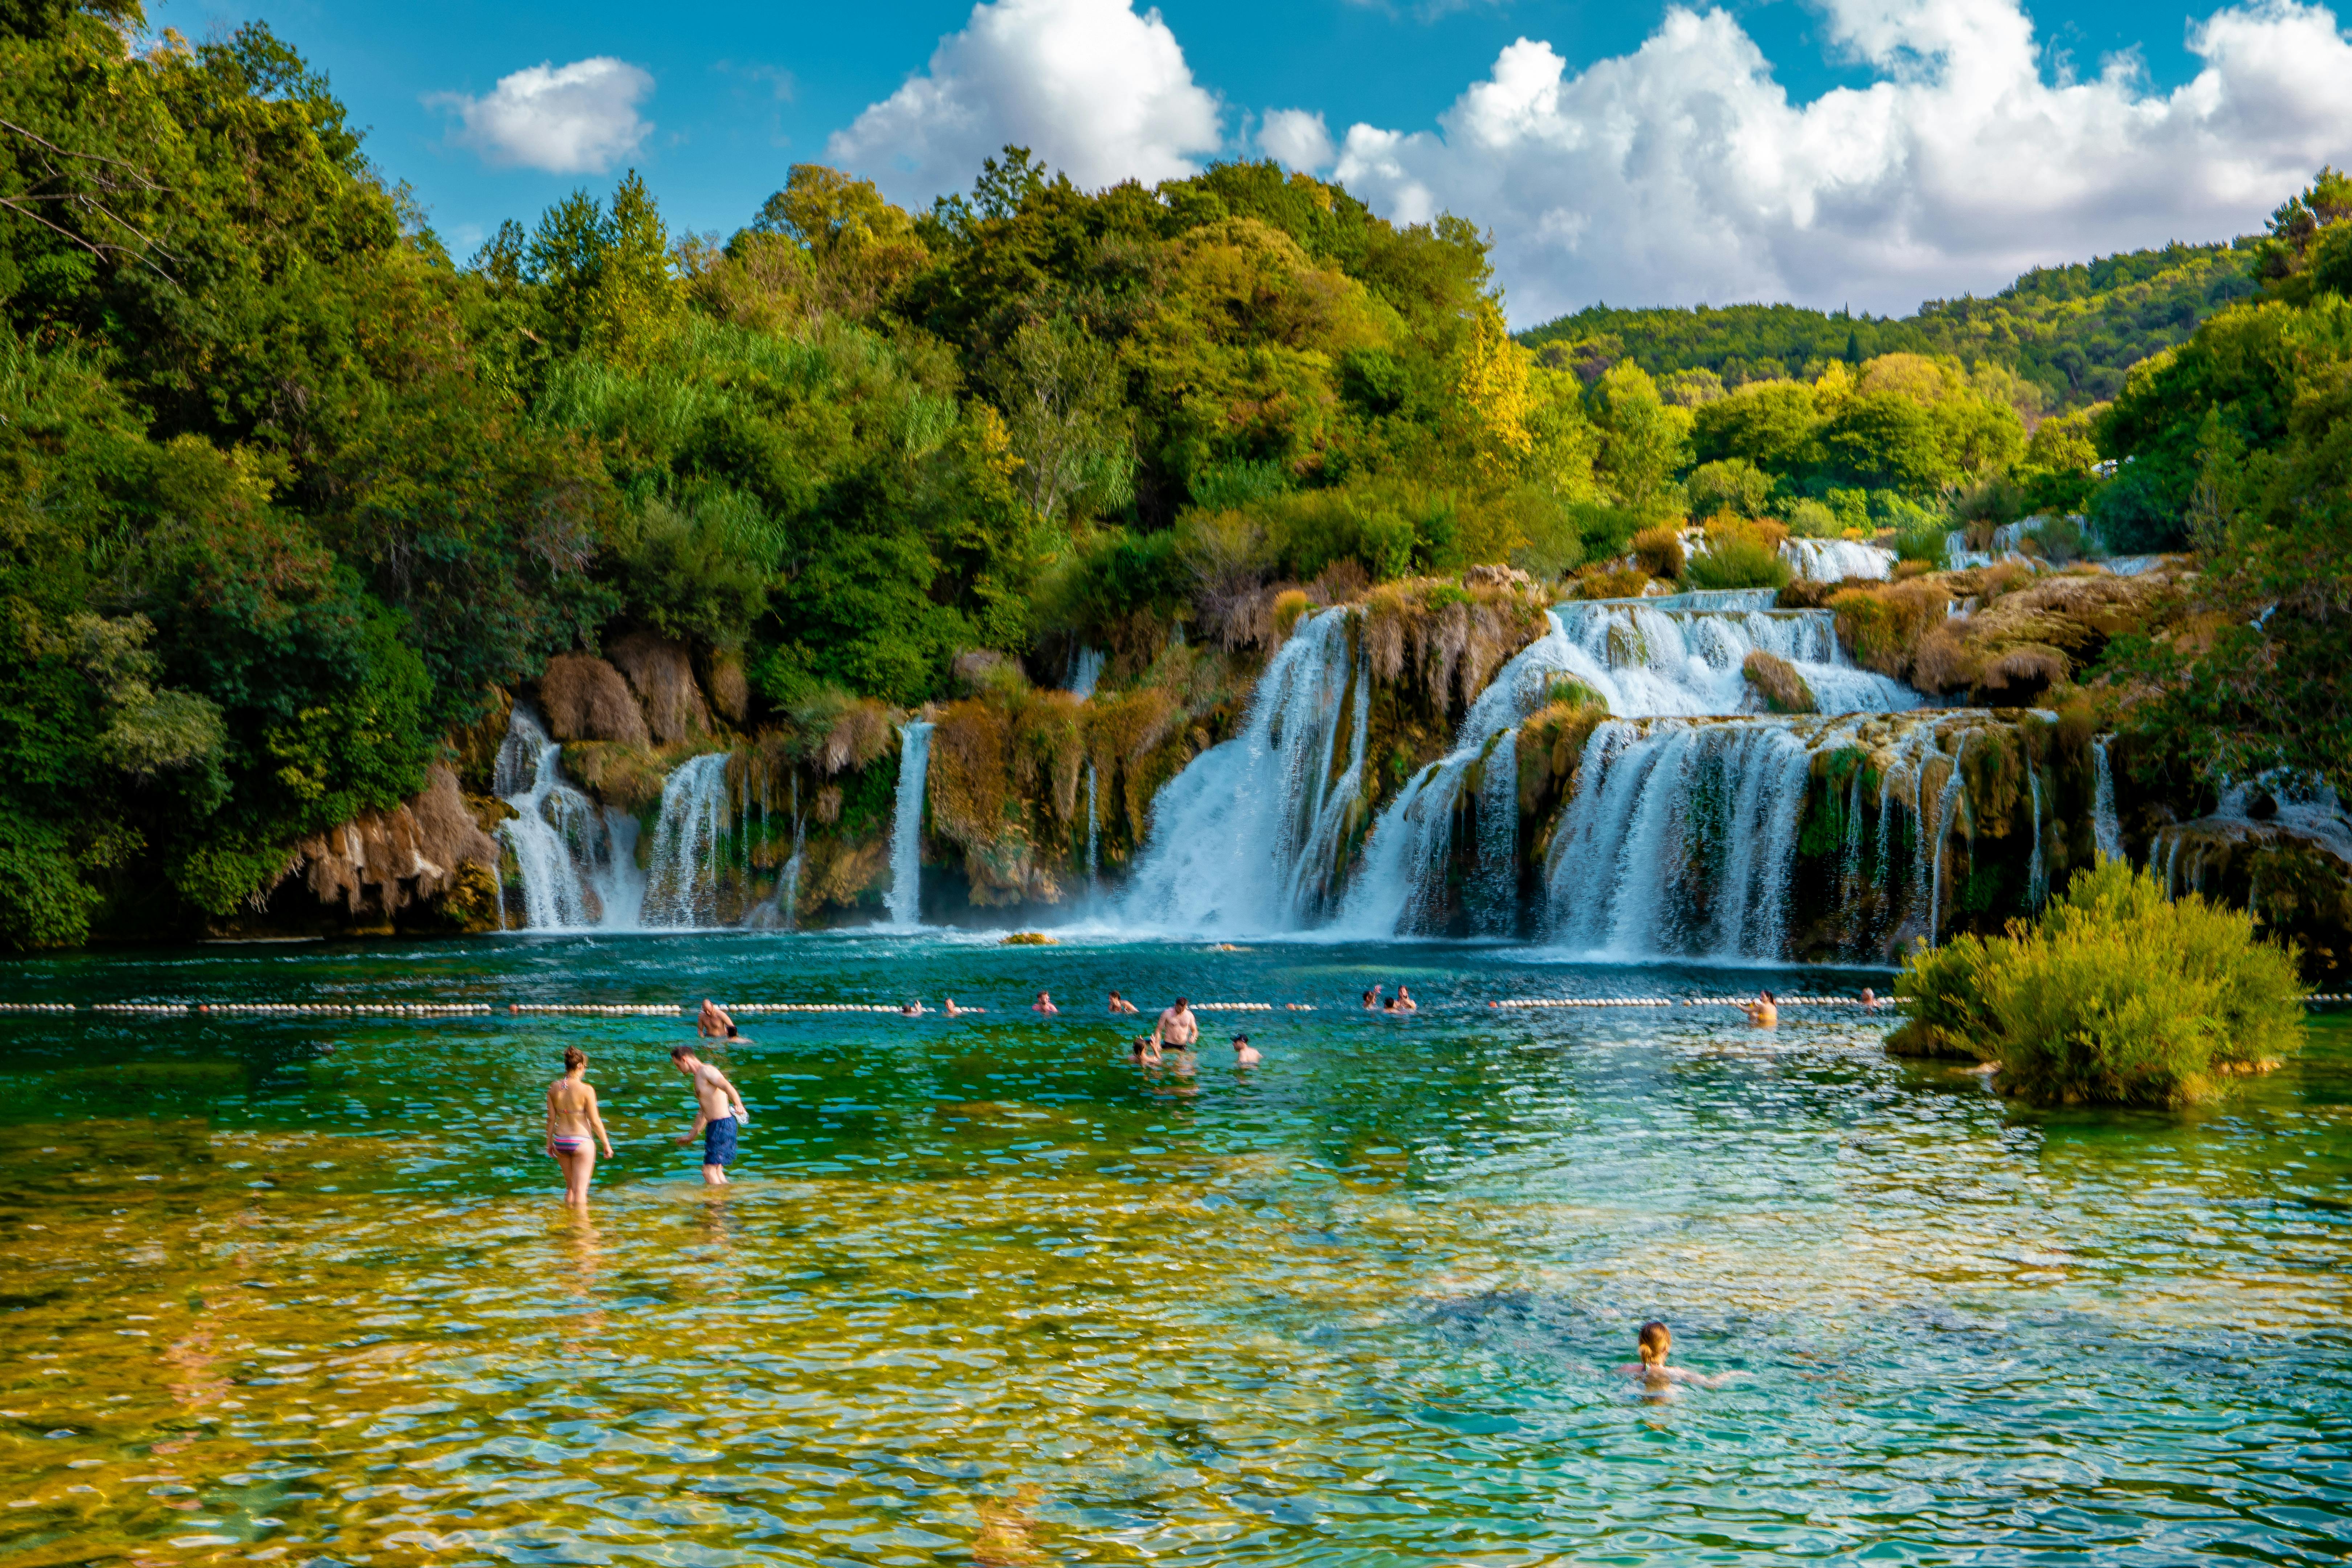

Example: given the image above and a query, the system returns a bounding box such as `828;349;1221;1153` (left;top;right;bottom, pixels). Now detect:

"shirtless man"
1107;990;1139;1015
1861;987;1879;1010
1363;986;1383;1011
670;1045;750;1185
1231;1033;1261;1067
698;998;739;1040
545;1046;614;1206
1741;990;1780;1028
1150;996;1199;1054
1032;991;1058;1015
1617;1321;1737;1388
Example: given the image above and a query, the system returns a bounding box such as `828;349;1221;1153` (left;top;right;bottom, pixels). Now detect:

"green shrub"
1685;530;1790;591
1891;515;1948;563
1890;859;2306;1106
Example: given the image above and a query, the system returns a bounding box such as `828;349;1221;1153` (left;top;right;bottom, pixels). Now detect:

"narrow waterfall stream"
642;754;731;928
885;721;934;928
2093;737;2125;861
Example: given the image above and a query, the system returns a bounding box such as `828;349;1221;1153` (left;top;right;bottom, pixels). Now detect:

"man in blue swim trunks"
671;1044;750;1185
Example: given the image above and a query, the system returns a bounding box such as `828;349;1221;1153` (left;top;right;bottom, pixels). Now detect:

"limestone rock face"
537;654;649;746
607;630;713;744
288;765;502;923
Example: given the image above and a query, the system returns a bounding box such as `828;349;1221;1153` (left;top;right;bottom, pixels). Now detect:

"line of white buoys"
1489;996;1911;1009
0;1003;76;1013
507;1004;683;1016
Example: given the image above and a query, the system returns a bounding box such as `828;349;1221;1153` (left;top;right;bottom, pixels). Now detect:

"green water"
2;933;2348;1566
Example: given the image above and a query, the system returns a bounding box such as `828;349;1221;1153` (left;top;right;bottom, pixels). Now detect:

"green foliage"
1891;859;2306;1106
1685;529;1790;591
1526;237;2261;411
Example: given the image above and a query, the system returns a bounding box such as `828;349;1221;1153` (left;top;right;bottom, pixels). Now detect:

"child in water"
1618;1321;1738;1388
1231;1033;1261;1066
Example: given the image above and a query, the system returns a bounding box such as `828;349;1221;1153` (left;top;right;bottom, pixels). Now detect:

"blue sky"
149;0;2352;321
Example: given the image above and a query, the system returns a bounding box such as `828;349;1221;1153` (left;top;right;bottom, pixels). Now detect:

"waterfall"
643;753;732;927
1781;538;1894;581
2092;738;2124;862
493;706;645;931
1543;719;1816;960
1470;729;1520;935
2026;764;2047;908
1068;646;1106;699
1122;611;1365;934
1540;601;1916;716
1085;762;1100;894
885;721;933;928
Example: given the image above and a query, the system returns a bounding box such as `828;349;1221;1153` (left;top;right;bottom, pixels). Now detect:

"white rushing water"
642;753;731;928
1781;538;1895;581
1121;611;1366;934
1329;596;1916;937
1543;719;1817;960
2092;737;2124;863
885;721;934;928
494;706;645;931
1067;646;1106;700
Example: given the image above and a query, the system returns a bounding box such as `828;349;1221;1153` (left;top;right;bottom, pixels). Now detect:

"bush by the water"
1890;859;2305;1106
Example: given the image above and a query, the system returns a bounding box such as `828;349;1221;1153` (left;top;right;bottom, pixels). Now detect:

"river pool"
2;933;2348;1565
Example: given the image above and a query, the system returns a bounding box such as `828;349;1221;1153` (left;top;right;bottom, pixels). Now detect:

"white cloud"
1326;0;2352;322
829;0;1223;200
432;57;655;175
1259;108;1335;171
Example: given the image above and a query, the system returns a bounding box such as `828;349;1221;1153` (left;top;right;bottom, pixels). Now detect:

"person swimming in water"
1231;1033;1260;1066
1108;990;1138;1015
1618;1321;1737;1388
1393;984;1418;1012
545;1046;615;1207
1363;986;1383;1011
1741;991;1779;1028
1861;987;1879;1010
1129;1035;1161;1066
1150;996;1198;1054
899;999;927;1016
697;998;739;1039
1033;991;1059;1015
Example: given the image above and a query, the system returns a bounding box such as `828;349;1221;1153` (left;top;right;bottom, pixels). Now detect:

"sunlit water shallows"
3;936;2347;1565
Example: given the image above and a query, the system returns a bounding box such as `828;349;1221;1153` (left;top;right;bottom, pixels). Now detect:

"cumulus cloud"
1259;108;1335;172
1328;0;2352;322
432;57;654;175
829;0;1222;199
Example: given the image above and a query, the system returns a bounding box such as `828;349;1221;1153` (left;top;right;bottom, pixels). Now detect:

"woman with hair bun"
546;1046;614;1206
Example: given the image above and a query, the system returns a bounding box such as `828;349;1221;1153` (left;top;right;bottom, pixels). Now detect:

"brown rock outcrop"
606;630;714;744
288;765;502;922
537;654;649;746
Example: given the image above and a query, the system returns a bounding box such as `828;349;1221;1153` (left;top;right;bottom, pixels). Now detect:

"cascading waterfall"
2026;764;2047;908
1544;719;1817;960
2092;737;2124;862
1122;610;1365;933
1542;599;1917;716
1068;647;1106;700
1781;538;1894;581
1334;595;1916;938
885;721;933;928
493;706;645;931
642;753;732;927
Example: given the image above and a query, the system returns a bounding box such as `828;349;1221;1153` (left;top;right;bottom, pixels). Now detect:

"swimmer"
697;998;738;1039
1861;987;1879;1009
1231;1033;1261;1066
1394;984;1418;1012
1150;995;1199;1054
1363;986;1383;1011
1741;991;1779;1028
1107;990;1139;1015
1618;1321;1736;1388
899;1000;927;1016
1032;991;1059;1015
671;1045;750;1186
944;997;984;1017
1129;1035;1161;1065
545;1046;614;1207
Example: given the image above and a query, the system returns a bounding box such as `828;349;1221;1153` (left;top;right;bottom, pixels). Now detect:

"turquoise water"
2;932;2348;1565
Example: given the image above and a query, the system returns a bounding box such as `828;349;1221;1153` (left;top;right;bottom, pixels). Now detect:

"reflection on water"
1;935;2348;1564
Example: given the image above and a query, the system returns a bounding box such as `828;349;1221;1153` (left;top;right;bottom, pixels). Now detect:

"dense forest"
1522;239;2265;413
1;1;2347;948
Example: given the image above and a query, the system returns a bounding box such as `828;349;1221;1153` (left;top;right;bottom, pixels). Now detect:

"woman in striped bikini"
546;1046;615;1206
